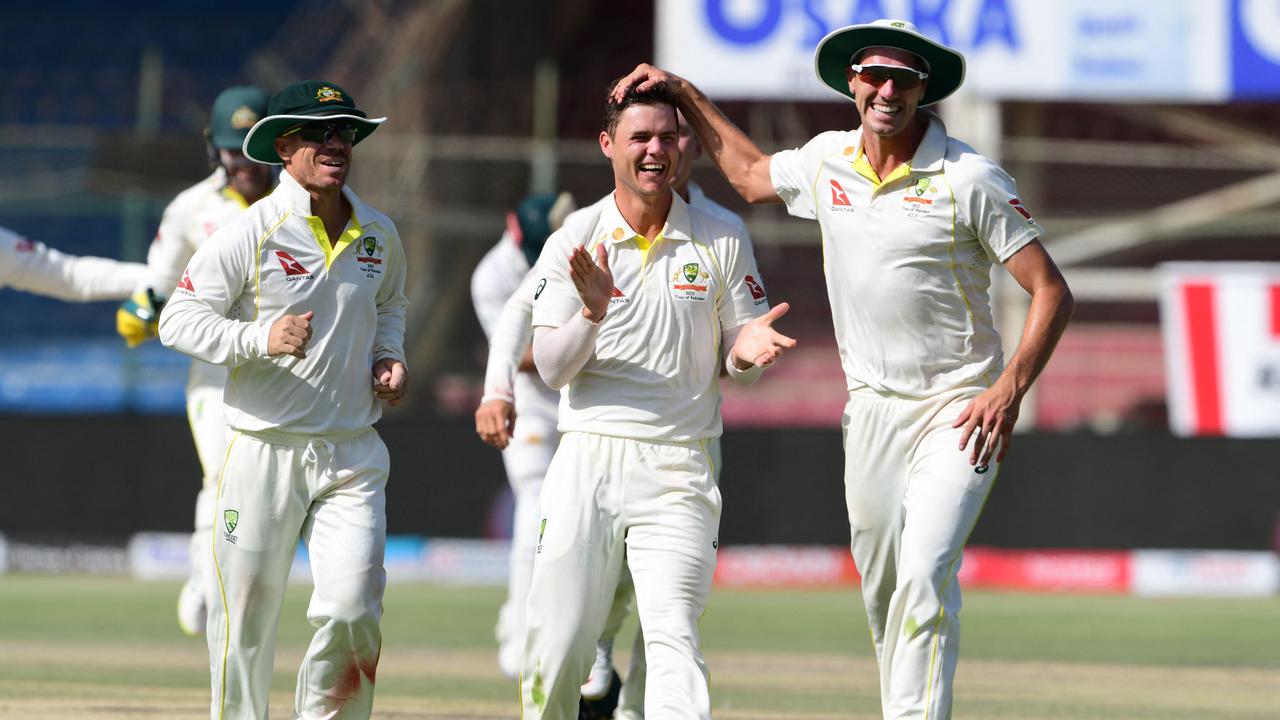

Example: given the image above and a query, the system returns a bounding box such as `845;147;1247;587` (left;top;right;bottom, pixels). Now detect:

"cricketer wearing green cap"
158;79;408;720
242;80;385;164
610;19;1074;720
114;84;276;647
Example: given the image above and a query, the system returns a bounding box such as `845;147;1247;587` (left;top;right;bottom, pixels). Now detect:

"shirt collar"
276;169;374;226
848;112;947;185
910;112;947;173
599;190;691;244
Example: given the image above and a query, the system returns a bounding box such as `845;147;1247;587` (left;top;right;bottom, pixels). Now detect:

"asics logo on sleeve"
1009;198;1034;223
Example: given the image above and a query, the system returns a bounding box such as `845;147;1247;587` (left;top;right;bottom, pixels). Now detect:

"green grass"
0;575;1277;718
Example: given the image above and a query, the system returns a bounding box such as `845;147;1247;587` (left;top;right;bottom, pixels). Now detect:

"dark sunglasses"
850;64;929;90
282;121;358;145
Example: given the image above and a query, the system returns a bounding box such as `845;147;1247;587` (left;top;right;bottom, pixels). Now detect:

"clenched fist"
268;311;313;358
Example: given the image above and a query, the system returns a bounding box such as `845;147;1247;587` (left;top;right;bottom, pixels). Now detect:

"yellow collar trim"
221;186;250;210
305;214;364;270
853;147;913;188
633;230;664;273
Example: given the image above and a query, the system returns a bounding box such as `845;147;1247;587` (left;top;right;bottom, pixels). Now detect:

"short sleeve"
717;232;770;331
769;148;817;220
962;160;1043;263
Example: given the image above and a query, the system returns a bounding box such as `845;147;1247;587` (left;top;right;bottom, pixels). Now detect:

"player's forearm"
373;246;410;365
20;248;148;302
372;304;408;366
1001;279;1074;395
158;300;269;366
482;290;536;401
532;317;599;390
675;82;778;204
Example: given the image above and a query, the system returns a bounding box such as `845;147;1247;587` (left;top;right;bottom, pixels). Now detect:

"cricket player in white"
159;80;407;720
519;83;795;720
116;85;275;638
471;191;575;679
1;225;146;300
584;113;756;719
616;19;1074;720
475;122;751;719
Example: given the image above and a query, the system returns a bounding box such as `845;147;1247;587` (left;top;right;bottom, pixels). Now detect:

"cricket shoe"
176;581;207;637
578;669;622;720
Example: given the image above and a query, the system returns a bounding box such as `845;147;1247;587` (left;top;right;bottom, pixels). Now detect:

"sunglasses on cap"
281;121;357;145
850;64;929;90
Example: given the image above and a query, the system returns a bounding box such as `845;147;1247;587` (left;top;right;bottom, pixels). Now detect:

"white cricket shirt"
146;168;264;391
770;115;1042;397
1;224;147;301
158;170;408;435
531;191;768;442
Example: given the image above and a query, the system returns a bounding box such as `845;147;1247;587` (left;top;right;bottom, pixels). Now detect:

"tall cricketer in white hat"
813;18;966;107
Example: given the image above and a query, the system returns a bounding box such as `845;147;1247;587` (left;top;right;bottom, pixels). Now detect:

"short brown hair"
603;79;679;137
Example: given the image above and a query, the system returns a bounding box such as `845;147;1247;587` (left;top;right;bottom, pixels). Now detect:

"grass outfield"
0;576;1277;718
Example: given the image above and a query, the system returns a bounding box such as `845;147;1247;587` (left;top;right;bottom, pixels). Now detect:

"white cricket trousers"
842;387;1000;720
187;384;229;613
208;428;389;720
601;435;721;720
495;412;558;679
521;432;721;720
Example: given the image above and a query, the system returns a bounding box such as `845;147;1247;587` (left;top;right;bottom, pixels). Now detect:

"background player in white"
519;82;794;720
116;85;275;638
1;225;146;300
615;19;1074;719
159;80;407;720
471;190;576;679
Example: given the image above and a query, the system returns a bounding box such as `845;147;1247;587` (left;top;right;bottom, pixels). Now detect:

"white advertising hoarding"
657;0;1280;102
1160;263;1280;437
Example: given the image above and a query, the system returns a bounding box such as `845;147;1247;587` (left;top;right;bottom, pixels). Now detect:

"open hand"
730;302;797;369
610;64;688;104
953;378;1022;468
570;243;613;323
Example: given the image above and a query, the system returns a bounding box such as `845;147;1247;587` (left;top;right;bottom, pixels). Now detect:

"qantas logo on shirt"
744;275;768;305
609;286;630;306
1009;198;1035;223
176;269;195;293
14;237;36;252
830;180;851;206
829;180;855;213
275;250;314;281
